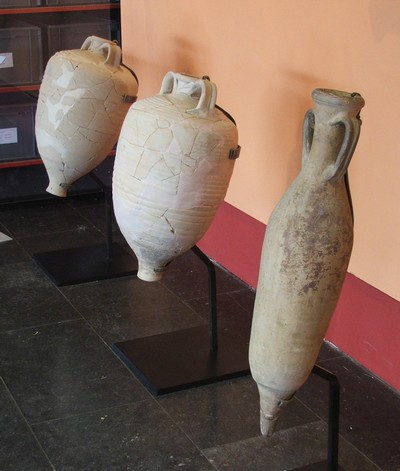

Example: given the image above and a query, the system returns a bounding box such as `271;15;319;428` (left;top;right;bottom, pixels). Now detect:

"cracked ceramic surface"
113;72;240;281
249;89;365;436
35;36;138;197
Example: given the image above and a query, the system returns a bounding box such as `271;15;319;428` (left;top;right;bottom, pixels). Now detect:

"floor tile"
204;421;328;471
32;400;215;471
160;249;248;301
0;259;81;332
186;291;253;343
316;341;345;362
204;420;382;471
0;221;10;233
297;355;400;471
0;238;30;265
0;320;147;423
158;376;320;449
0;379;53;471
19;225;105;255
62;277;206;345
227;287;256;313
0;199;91;239
70;193;121;236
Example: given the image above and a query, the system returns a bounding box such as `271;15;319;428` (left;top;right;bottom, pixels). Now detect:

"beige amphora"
249;89;365;436
113;71;240;281
35;36;138;197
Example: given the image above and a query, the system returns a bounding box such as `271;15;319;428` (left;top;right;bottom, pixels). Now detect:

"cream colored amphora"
249;89;365;436
113;72;240;281
35;36;138;197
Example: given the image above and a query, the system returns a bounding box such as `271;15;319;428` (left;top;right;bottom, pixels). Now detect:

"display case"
0;1;121;201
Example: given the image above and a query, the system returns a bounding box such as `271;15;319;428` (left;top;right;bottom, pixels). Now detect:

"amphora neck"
302;89;365;183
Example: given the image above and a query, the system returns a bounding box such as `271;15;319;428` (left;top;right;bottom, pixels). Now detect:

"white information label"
0;232;12;243
0;128;18;145
0;52;14;69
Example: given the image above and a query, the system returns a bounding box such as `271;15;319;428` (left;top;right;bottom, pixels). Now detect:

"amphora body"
35;36;138;196
249;89;365;436
113;72;240;281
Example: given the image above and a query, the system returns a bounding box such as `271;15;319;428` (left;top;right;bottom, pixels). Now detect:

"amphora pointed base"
256;383;293;436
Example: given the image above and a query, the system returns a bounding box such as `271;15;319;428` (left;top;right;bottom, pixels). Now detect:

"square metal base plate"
293;462;345;470
113;325;250;395
33;243;137;286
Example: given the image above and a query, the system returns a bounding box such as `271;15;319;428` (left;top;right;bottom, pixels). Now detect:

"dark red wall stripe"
326;274;400;391
198;202;265;288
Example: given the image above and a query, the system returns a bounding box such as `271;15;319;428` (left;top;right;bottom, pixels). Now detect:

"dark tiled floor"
0;194;399;471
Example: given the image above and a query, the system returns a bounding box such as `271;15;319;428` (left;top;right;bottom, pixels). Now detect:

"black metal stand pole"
104;186;113;259
32;169;137;286
112;244;249;395
89;172;113;259
191;245;218;352
312;365;340;471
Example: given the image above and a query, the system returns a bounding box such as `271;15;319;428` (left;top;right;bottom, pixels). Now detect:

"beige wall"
121;0;400;301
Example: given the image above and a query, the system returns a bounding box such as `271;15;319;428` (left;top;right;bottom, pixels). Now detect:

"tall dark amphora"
249;89;365;436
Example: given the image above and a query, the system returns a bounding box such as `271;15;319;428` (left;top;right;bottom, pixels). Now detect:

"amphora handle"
160;71;217;118
301;109;315;167
327;117;361;183
301;110;362;183
81;36;122;70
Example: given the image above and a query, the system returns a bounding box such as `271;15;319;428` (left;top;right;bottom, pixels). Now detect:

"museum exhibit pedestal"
33;170;138;286
295;365;342;471
33;242;137;287
113;245;341;470
113;324;250;395
112;245;250;394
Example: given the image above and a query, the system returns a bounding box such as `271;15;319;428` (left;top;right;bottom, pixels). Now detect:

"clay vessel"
249;89;365;436
35;36;138;196
113;71;240;281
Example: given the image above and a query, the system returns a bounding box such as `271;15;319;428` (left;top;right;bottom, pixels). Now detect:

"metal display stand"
112;245;250;395
302;365;341;471
33;172;138;286
32;170;340;469
315;366;340;471
113;246;341;471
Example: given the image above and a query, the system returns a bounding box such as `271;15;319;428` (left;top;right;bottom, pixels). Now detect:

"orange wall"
120;0;400;302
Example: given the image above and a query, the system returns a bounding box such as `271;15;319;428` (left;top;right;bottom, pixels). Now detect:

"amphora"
35;36;138;196
249;89;365;436
113;72;240;281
